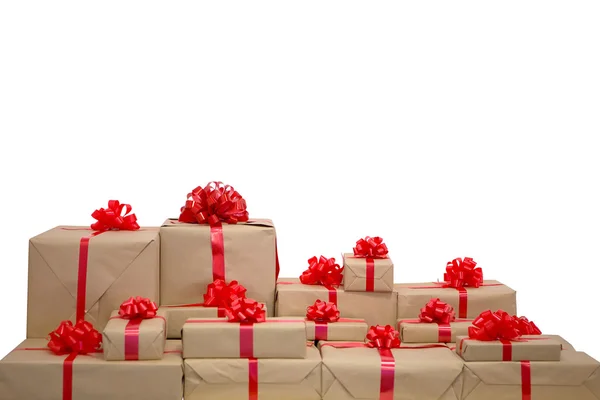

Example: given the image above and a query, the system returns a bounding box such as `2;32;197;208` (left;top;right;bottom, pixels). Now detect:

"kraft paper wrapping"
160;219;277;316
461;351;600;399
184;344;322;400
0;339;183;400
276;279;397;327
398;320;473;343
456;335;562;361
27;226;160;338
182;317;307;359
320;342;464;400
160;303;267;339
102;310;166;361
394;280;517;319
342;253;394;292
305;318;368;341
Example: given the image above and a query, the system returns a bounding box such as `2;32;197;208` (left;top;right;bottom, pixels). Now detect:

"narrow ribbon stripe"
379;348;395;400
125;319;143;360
210;223;225;281
457;287;468;318
315;322;328;341
249;358;258;400
328;287;338;305
76;231;103;322
63;353;77;400
500;339;512;361
240;322;254;358
438;324;452;343
521;361;532;400
366;258;375;292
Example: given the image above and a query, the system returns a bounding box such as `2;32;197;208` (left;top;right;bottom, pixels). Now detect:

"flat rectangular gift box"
397;319;473;343
0;339;183;400
342;253;394;292
456;335;563;361
27;226;160;338
305;318;368;341
102;310;166;361
160;219;277;316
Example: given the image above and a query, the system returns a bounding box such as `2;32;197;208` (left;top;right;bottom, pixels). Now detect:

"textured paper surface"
394;281;517;319
276;279;397;326
305;319;368;341
342;253;394;292
320;342;464;400
456;335;563;361
398;320;473;343
184;345;322;400
461;351;600;399
102;310;166;361
182;317;307;358
160;219;277;316
0;339;183;400
27;226;160;338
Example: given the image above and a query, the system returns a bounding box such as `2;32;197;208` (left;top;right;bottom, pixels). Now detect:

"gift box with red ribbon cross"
342;236;394;292
304;300;368;341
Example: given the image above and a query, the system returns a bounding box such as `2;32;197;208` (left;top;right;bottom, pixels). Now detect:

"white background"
1;1;599;360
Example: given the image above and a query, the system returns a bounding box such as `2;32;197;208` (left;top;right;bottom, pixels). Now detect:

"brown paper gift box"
398;319;473;343
102;310;166;361
342;253;393;292
0;339;183;400
276;279;397;327
27;226;160;338
456;335;562;361
305;318;368;341
184;344;322;400
160;219;277;316
182;317;307;359
394;280;516;319
461;351;600;399
320;342;464;400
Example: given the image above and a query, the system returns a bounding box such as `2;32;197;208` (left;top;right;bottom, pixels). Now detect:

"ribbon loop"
299;256;343;287
203;279;247;308
444;257;483;288
179;181;249;225
306;300;340;322
47;320;102;355
353;236;389;258
514;316;542;335
366;325;401;349
225;297;266;323
468;310;522;341
91;200;140;232
118;297;158;319
419;298;456;324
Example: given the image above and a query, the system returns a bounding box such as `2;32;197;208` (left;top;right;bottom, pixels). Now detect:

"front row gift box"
456;335;563;362
398;319;473;343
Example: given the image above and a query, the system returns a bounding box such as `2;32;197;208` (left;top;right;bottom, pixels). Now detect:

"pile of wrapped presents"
1;181;598;400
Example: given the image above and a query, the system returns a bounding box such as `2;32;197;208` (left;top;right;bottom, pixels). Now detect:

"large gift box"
460;351;600;399
27;226;160;337
184;344;322;400
0;339;183;400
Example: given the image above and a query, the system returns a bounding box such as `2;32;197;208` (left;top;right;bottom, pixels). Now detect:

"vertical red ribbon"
248;358;258;400
378;348;395;400
62;353;77;400
366;258;375;292
76;231;103;322
500;339;513;361
521;361;531;400
240;322;254;358
124;319;143;360
438;324;452;343
328;287;338;305
456;287;468;318
315;322;328;341
210;223;226;281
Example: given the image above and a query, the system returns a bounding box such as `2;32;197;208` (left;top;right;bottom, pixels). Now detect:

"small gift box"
342;237;394;292
102;297;166;361
304;300;368;341
182;298;307;359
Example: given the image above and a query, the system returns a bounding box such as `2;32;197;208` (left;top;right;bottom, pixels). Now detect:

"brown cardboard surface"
342;253;394;292
456;335;563;361
305;318;368;341
398;319;473;343
102;310;166;361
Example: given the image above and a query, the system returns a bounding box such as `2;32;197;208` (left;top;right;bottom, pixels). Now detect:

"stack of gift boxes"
1;182;600;400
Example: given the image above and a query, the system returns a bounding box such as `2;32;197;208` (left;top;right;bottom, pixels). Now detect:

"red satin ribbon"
91;200;140;232
299;256;343;287
179;181;249;225
444;257;483;288
119;297;158;319
521;361;532;400
306;300;340;322
366;258;375;292
419;298;456;324
248;358;258;400
124;319;143;360
366;325;401;350
399;318;472;343
352;236;388;292
76;231;104;322
468;309;521;341
309;318;360;341
210;223;225;281
203;279;247;308
225;297;266;323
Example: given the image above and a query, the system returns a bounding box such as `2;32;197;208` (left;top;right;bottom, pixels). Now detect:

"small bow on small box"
299;256;343;287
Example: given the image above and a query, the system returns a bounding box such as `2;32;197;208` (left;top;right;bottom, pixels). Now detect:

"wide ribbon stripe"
521;361;532;400
76;231;104;322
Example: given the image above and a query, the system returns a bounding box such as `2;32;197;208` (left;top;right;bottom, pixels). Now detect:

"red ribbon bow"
306;300;340;323
91;200;140;232
299;256;344;287
179;181;249;226
444;257;483;288
353;236;389;258
468;309;521;341
225;297;266;323
366;325;401;349
47;320;102;355
118;297;158;319
514;316;542;335
419;298;456;324
203;279;247;308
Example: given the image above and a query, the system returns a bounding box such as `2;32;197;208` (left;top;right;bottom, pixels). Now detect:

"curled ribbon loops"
203;279;247;308
366;325;401;349
47;320;102;355
419;298;456;324
299;256;343;287
513;316;542;335
444;257;483;288
178;181;249;226
118;297;158;319
91;200;140;232
306;300;340;322
468;310;521;341
353;236;389;258
225;297;266;323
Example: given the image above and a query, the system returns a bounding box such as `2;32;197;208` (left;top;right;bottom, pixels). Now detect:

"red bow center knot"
225;297;266;323
306;300;340;323
118;297;158;319
419;298;456;324
299;256;343;287
179;181;249;226
353;236;388;258
91;200;140;232
203;279;247;308
47;320;102;355
444;257;483;288
366;325;401;349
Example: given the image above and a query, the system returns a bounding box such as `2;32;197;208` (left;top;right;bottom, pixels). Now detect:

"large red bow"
118;297;158;319
91;200;140;232
353;236;389;258
299;256;343;287
366;325;401;349
178;181;249;226
444;257;483;288
306;300;340;322
468;310;521;341
47;320;102;355
203;279;247;308
513;316;542;335
419;298;456;324
225;297;266;323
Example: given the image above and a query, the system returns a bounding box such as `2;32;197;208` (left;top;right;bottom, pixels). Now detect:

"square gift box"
342;253;393;292
102;310;166;361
